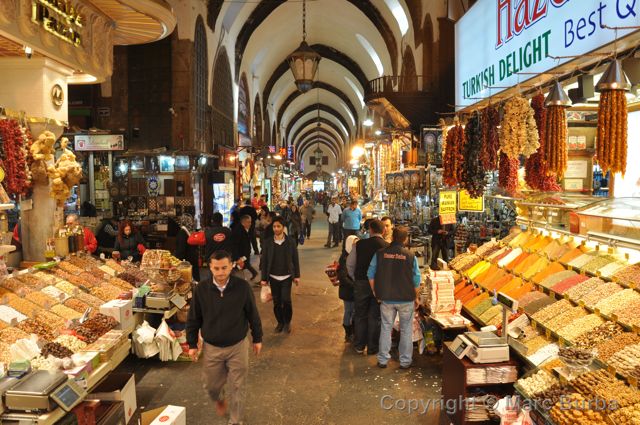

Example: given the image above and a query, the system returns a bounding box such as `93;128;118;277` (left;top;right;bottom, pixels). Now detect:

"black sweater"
186;275;263;348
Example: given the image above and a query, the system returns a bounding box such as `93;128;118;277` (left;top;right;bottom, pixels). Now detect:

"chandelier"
287;0;320;93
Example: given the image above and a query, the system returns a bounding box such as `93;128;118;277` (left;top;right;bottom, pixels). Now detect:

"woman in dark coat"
174;214;200;281
114;220;146;262
289;204;303;246
337;235;358;342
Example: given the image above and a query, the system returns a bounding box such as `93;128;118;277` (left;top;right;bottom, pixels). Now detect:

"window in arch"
355;34;384;77
383;0;409;36
193;17;208;144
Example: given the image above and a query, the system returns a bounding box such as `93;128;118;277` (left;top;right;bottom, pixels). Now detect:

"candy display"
516;370;557;397
571;370;640;408
549;392;607;425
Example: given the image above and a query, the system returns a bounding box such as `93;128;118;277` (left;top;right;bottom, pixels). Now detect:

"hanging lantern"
596;59;631;92
545;80;572;107
287;0;320;93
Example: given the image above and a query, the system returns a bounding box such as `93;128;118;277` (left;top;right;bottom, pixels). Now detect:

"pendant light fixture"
596;58;631;91
545;80;572;107
287;0;320;93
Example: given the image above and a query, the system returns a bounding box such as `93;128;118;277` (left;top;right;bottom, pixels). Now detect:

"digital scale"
4;370;86;413
450;292;518;364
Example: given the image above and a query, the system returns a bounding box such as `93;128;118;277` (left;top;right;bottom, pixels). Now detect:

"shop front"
202;145;237;227
434;2;640;424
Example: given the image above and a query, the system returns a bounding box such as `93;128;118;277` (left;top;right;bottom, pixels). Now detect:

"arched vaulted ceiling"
298;138;340;161
298;134;343;159
286;104;351;144
291;117;347;147
295;127;343;150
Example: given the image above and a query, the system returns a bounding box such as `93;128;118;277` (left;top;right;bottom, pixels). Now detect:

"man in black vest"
349;219;388;354
368;226;421;369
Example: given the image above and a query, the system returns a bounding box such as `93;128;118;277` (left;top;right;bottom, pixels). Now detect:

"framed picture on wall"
130;157;144;171
159;156;175;173
175;156;190;171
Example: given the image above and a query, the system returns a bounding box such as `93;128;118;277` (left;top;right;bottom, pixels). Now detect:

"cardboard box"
100;299;134;331
90;373;136;424
141;405;186;425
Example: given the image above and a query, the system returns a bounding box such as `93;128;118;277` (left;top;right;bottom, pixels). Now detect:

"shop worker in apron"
187;250;263;425
429;215;453;270
368;226;421;369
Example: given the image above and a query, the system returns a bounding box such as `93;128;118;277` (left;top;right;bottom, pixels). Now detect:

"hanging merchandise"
0;119;32;197
596;90;627;176
499;152;519;196
47;138;83;206
545;104;569;178
525;94;561;191
461;113;485;198
480;106;500;172
443;118;465;187
499;95;539;160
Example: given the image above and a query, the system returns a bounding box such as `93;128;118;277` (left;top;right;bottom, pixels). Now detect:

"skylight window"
356;34;384;77
344;76;364;108
340;102;356;126
384;0;409;36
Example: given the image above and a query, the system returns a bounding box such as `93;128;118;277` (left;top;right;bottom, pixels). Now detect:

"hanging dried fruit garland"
596;89;627;175
545;105;569;178
461;113;486;197
0;119;32;197
525;94;561;191
480;106;500;171
443;120;465;186
499;95;540;159
499;152;519;196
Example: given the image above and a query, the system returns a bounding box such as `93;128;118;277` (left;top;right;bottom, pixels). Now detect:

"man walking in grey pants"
187;250;263;425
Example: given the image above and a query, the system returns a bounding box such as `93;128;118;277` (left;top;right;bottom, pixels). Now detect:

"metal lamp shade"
596;59;631;91
287;41;321;93
545;80;572;107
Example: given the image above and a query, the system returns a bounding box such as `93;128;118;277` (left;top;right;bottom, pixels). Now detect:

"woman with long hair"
289;204;303;246
114;220;146;262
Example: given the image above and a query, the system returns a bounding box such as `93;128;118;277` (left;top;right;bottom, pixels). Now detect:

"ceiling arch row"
298;134;343;159
298;138;340;161
295;127;344;151
280;93;356;140
291;117;348;147
286;104;351;144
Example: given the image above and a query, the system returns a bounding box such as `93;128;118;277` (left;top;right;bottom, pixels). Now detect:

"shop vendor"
114;220;146;262
429;215;454;270
65;214;98;254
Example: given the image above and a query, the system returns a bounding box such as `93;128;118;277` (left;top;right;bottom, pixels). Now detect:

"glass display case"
515;193;600;230
573;197;640;243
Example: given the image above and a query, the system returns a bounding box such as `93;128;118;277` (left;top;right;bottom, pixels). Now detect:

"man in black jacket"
231;215;258;281
204;213;232;261
238;199;259;254
260;216;300;334
347;219;388;354
429;215;454;270
186;250;263;424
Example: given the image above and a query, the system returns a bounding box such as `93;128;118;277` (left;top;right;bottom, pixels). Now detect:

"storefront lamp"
596;59;631;92
545;80;572;107
363;118;374;127
287;0;320;93
374;130;382;136
351;145;365;159
199;156;207;166
273;154;282;160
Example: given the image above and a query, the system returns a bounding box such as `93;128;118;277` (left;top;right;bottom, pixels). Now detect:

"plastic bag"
155;319;182;361
132;321;159;359
260;285;272;303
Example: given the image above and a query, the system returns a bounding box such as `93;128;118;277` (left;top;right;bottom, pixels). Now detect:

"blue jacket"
342;207;362;230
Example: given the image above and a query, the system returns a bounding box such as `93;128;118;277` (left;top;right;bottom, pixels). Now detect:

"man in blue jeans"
341;200;362;244
368;226;421;369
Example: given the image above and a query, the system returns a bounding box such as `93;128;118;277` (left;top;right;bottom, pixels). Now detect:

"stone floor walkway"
117;209;445;424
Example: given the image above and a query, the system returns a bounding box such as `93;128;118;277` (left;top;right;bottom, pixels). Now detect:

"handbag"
187;231;206;246
325;261;339;286
298;233;305;245
260;285;272;303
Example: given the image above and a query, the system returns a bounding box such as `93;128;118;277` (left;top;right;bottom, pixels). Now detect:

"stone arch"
238;72;251;137
193;16;208;146
253;94;263;146
207;0;224;31
211;48;234;148
422;14;434;89
400;45;417;91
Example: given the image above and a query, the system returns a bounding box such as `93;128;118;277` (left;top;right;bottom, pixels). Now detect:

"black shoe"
332;243;339;248
377;362;387;369
283;323;291;334
367;349;378;356
399;364;412;370
324;244;331;248
275;324;284;333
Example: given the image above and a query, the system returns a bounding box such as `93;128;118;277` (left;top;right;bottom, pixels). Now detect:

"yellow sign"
32;0;83;47
458;190;484;212
0;167;4;183
439;191;457;224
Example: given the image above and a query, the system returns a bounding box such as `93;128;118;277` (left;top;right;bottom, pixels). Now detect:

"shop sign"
268;146;276;154
287;145;295;160
455;0;640;109
32;0;83;47
458;190;485;212
439;190;457;224
74;134;124;151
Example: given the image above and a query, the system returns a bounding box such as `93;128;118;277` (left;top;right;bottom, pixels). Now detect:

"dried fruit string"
480;106;500;171
461;112;486;198
526;93;560;191
443;119;466;187
596;90;627;175
545;105;568;178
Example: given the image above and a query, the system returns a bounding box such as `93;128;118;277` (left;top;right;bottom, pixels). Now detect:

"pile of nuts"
517;370;558;397
64;298;90;314
594;289;640;316
608;344;640;376
73;313;118;343
608;403;640;424
559;347;595;363
531;300;572;323
614;264;640;288
41;341;74;358
30;355;59;371
574;322;623;349
532;383;574;411
579;282;623;309
54;334;87;352
105;259;125;273
7;297;42;317
596;333;640;362
55;281;78;295
549;392;607;425
91;285;125;301
109;277;134;290
25;291;57;308
545;307;587;331
615;300;640;327
16;318;56;341
75;291;104;309
0;327;30;344
557;314;604;342
565;278;604;301
571;370;640;408
57;261;85;275
35;311;66;331
51;304;82;320
79;272;105;287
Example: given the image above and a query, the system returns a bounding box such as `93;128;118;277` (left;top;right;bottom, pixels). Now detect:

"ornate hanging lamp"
287;0;320;93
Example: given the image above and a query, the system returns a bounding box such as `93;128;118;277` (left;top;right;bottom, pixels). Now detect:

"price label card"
633;325;640;335
607;365;616;375
531;320;538;330
630;377;639;387
545;328;551;338
611;314;618;322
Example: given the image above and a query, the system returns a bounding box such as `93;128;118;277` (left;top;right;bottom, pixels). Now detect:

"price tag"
579;300;585;308
545;328;551;338
559;337;567;347
564;293;570;300
607;365;616;375
596;271;602;278
633;325;640;335
630;377;639;387
568;265;573;272
518;307;524;314
611;313;619;322
594;308;601;316
531;320;538;330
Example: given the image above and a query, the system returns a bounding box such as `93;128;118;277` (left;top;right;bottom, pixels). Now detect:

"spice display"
545;105;569;178
539;270;577;289
550;392;607;425
25;291;58;308
582;255;617;274
531;299;572;323
498;152;519;196
525;93;561;191
517;370;557;397
544;307;587;332
594;288;640;316
54;334;87;352
35;310;66;331
480;106;500;171
64;298;90;314
523;257;550;280
557;314;604;342
578;282;623;308
573;322;623;349
549;274;589;294
460;113;486;197
51;304;82;320
564;278;604;301
517;291;547;307
41;341;74;359
567;252;598;269
597;333;640;362
598;261;627;278
0;327;30;344
478;305;502;323
443;122;465;186
596;89;628;175
16;318;56;341
499;95;540;159
0;119;32;197
614;264;640;288
558;247;586;264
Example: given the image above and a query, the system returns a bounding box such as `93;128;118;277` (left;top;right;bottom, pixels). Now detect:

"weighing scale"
5;370;86;412
450;292;518;364
0;376;20;415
